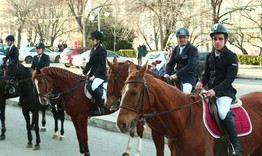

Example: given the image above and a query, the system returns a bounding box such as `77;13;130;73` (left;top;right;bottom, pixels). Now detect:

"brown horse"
117;62;262;156
107;59;176;156
32;67;117;156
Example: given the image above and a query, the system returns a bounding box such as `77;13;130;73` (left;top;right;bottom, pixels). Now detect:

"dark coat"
201;46;238;99
165;42;198;85
3;44;19;64
31;53;50;69
82;45;107;81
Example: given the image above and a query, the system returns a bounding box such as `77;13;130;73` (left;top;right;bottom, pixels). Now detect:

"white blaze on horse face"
120;84;130;107
34;79;42;104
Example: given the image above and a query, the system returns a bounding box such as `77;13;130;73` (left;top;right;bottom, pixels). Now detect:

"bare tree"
228;27;248;55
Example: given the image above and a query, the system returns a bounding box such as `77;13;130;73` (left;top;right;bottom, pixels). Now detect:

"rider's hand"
206;89;215;97
164;74;170;78
170;74;177;79
195;81;203;90
89;75;95;81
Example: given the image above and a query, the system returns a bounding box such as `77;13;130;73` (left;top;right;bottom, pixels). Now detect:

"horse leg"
32;109;40;150
0;98;6;140
40;106;46;132
22;108;33;148
51;105;59;139
151;130;165;156
59;105;65;141
123;130;135;156
134;123;144;156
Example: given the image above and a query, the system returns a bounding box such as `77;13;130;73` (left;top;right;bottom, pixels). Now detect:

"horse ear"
113;57;117;64
128;62;137;74
107;59;113;69
138;61;148;77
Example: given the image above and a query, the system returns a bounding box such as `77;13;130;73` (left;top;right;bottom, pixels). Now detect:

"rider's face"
177;36;188;46
36;48;43;55
6;40;12;46
212;34;227;51
91;38;99;47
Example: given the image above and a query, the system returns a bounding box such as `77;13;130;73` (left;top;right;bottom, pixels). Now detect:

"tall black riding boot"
222;112;242;156
93;86;104;115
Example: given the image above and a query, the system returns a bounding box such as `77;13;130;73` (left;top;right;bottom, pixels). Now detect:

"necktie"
38;55;41;63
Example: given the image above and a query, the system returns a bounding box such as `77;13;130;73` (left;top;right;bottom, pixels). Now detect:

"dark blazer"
82;45;107;81
3;44;19;64
31;53;50;69
165;42;198;85
201;46;238;99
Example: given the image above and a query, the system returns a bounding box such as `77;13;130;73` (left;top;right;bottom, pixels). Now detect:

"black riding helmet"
36;42;45;50
5;35;15;42
176;27;189;37
90;30;104;40
210;23;228;38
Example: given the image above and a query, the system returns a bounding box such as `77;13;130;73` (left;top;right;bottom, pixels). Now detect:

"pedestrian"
82;30;107;115
165;44;172;61
150;62;159;74
142;43;147;56
1;35;19;69
195;23;241;156
164;26;198;93
137;45;143;65
31;42;50;70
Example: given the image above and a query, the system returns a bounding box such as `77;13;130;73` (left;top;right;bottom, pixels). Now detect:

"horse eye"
131;91;137;96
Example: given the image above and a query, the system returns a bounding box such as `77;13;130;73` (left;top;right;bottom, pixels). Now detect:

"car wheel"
65;64;71;68
25;56;33;64
55;56;60;63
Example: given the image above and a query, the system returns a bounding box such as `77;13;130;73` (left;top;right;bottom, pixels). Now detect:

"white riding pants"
91;78;104;91
216;96;232;120
182;83;193;94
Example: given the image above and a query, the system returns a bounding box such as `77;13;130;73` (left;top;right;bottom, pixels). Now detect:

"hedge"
237;55;262;65
117;49;136;57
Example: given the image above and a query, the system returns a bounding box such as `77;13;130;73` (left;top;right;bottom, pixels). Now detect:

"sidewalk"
5;64;262;139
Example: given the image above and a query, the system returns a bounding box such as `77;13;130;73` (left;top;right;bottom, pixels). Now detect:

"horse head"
32;68;53;105
106;58;130;111
117;62;149;133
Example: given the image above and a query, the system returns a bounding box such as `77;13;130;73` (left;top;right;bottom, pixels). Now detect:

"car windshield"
63;49;74;54
146;53;160;59
107;51;118;57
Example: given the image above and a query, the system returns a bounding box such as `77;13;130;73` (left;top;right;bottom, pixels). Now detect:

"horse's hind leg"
32;110;40;150
40;106;46;132
0;99;6;140
59;105;65;141
51;104;59;139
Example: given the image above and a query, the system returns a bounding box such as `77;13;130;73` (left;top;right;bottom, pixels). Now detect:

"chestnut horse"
33;67;134;156
106;60;176;156
117;62;262;156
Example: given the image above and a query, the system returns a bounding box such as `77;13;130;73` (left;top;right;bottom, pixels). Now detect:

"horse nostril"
120;123;126;130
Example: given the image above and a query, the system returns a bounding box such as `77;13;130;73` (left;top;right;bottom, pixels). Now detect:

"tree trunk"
17;27;22;49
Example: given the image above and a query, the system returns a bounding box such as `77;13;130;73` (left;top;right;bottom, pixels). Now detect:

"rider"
31;42;50;70
195;23;241;155
82;30;107;115
164;26;198;93
1;35;19;69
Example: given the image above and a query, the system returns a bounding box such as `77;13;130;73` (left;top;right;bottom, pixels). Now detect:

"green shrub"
237;55;262;65
117;49;136;57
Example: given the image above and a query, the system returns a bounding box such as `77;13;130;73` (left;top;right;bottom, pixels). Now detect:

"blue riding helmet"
176;27;189;37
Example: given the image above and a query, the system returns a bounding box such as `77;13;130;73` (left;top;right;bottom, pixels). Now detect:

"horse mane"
42;67;84;81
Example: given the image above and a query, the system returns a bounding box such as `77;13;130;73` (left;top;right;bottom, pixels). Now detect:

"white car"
19;47;61;64
72;50;132;68
142;51;167;70
0;52;5;65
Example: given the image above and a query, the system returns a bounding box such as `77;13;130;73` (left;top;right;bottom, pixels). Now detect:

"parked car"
142;51;168;71
19;47;61;64
197;51;210;77
72;50;132;69
0;43;8;54
59;47;90;68
0;51;5;65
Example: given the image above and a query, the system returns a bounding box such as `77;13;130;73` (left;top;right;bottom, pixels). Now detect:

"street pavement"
5;64;262;140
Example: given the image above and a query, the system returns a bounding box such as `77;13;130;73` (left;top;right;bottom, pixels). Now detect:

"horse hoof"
40;127;46;132
33;145;40;150
59;136;64;141
0;134;6;141
52;134;58;139
27;143;33;148
122;153;130;156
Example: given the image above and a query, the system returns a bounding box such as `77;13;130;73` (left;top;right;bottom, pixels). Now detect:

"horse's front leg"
59;106;65;141
40;106;46;132
32;109;40;150
51;105;59;139
151;130;165;156
22;108;33;148
0;98;6;140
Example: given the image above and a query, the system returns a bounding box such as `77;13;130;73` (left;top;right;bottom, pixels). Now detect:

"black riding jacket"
201;46;238;99
3;44;19;65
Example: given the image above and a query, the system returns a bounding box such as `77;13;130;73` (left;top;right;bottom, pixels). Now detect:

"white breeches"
91;78;104;91
216;96;232;120
182;83;193;94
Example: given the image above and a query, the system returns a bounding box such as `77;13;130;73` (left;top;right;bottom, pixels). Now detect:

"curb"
6;98;152;140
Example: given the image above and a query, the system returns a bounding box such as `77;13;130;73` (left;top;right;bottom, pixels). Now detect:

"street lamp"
89;11;109;31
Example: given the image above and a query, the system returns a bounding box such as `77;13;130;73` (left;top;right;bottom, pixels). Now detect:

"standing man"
195;23;241;155
1;35;19;68
31;42;50;70
82;30;107;115
164;26;198;93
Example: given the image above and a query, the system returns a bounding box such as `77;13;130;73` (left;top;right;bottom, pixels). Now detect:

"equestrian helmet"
90;30;104;40
176;27;189;37
5;35;15;42
210;23;228;38
36;42;45;49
